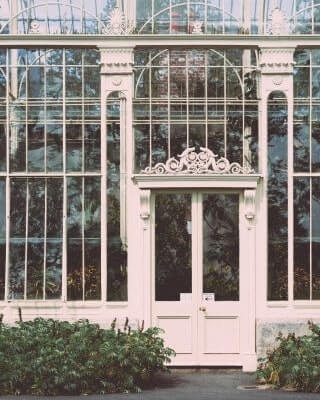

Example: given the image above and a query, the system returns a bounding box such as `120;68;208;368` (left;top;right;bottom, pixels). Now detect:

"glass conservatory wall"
293;49;320;301
134;48;259;173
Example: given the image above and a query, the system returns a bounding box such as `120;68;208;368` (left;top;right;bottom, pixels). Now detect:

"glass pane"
66;124;82;172
203;194;239;301
0;124;6;171
67;177;83;300
268;92;288;301
84;124;100;172
0;179;5;299
155;193;192;301
84;177;101;300
28;124;45;172
47;124;63;172
312;178;320;299
294;177;310;299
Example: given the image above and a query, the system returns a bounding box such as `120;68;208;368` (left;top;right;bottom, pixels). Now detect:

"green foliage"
0;317;175;395
257;321;320;392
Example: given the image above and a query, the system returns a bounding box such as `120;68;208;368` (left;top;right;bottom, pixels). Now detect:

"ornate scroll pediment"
142;147;254;175
103;7;134;35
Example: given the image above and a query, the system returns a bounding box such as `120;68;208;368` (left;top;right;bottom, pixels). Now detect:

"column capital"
99;46;134;75
259;47;296;75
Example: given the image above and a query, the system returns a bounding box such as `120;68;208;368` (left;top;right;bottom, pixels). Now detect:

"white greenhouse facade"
0;0;320;371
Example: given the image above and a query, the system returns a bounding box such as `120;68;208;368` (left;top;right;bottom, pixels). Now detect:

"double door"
152;191;248;366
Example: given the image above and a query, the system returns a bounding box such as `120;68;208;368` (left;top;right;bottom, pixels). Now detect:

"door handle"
199;307;206;312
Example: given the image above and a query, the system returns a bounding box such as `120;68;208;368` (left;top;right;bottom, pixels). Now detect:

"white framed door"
151;190;250;367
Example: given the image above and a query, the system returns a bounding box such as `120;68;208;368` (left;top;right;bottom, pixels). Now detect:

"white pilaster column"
139;189;152;327
242;188;257;372
99;46;134;303
258;46;296;309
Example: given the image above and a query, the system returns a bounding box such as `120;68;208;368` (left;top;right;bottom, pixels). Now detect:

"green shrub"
257;321;320;392
0;317;175;395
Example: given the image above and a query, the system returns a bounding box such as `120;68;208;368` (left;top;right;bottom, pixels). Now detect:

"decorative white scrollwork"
103;7;135;35
142;147;254;175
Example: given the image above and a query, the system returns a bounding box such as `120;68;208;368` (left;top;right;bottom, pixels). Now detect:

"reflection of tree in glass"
203;194;239;301
268;92;288;300
155;194;191;301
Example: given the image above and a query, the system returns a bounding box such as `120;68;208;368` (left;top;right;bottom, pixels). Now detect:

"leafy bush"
257;321;320;392
0;316;175;395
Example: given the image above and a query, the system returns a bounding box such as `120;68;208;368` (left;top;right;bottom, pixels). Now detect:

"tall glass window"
134;48;259;173
293;49;320;300
267;91;288;301
0;48;102;301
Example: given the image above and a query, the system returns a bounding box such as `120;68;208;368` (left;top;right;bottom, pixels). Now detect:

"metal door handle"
199;307;206;312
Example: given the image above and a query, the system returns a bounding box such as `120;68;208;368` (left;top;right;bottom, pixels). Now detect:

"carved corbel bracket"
244;189;256;230
99;47;134;75
140;190;151;230
259;47;296;75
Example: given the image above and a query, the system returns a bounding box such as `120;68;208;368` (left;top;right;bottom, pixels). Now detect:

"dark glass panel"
46;66;63;98
46;239;62;300
155;193;192;301
67;177;83;300
66;66;82;97
9;240;25;300
28;124;45;172
0;124;6;171
170;50;187;66
312;178;320;299
203;194;239;301
208;124;225;158
188;50;205;66
312;68;320;98
84;124;101;172
170;67;186;98
294;67;310;98
170;123;187;159
28;67;44;98
170;103;187;120
227;105;243;165
10;124;26;172
152;124;168;166
10;178;27;237
244;105;259;171
84;177;101;238
46;179;63;300
135;68;149;98
189;124;205;148
188;67;205;98
294;103;310;172
151;67;168;98
27;239;44;300
207;67;225;98
66;124;82;172
107;116;127;301
312;49;320;65
67;238;83;301
65;49;82;65
84;239;101;300
0;68;6;98
135;124;150;172
28;179;45;238
47;178;63;238
136;0;152;32
294;177;310;299
47;124;63;171
226;67;242;98
84;67;100;97
268;92;288;300
312;105;320;172
0;179;5;299
134;102;149;121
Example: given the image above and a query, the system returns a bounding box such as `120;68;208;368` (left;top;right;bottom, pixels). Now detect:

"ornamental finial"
103;7;134;35
269;6;291;35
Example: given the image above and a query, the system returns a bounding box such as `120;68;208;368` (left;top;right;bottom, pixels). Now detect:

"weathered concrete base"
256;319;320;359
